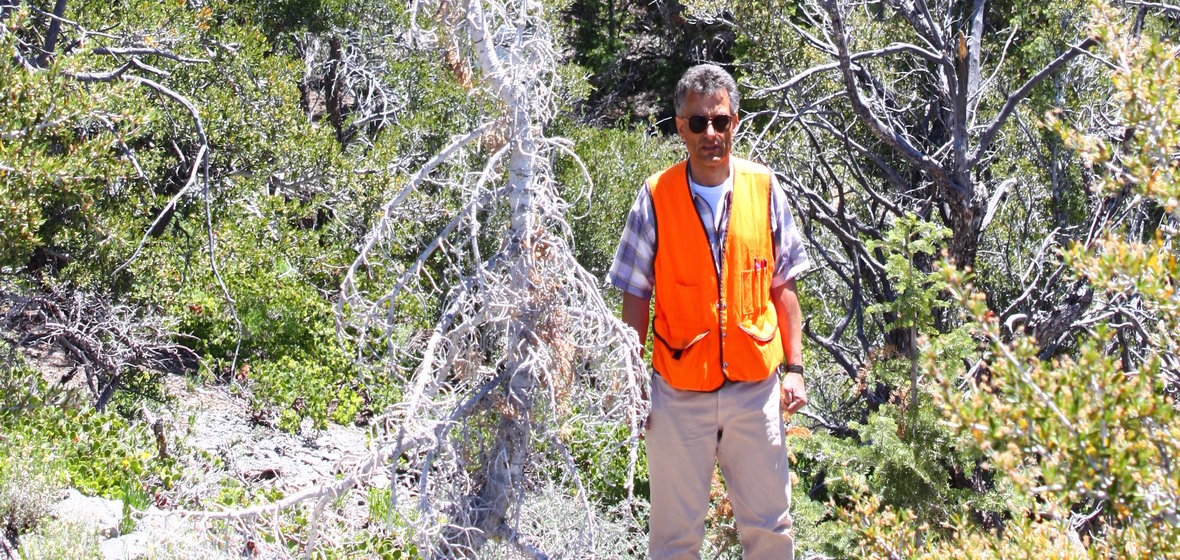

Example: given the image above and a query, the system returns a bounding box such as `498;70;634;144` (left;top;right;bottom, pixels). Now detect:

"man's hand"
770;279;805;417
639;382;651;438
780;371;807;416
621;292;653;436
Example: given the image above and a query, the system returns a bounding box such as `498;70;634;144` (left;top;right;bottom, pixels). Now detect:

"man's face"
676;89;738;178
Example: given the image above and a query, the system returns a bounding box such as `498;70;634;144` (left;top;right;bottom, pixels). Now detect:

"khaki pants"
647;373;794;560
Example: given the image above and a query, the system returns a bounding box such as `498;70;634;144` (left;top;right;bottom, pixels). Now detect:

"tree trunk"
37;0;68;67
326;34;345;142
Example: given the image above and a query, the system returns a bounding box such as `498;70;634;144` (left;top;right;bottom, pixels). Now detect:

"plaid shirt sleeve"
770;174;811;288
608;182;658;299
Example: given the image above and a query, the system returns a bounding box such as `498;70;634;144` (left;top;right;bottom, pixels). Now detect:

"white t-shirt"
688;168;733;231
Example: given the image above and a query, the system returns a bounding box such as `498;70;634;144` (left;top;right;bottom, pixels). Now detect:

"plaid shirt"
608;170;809;300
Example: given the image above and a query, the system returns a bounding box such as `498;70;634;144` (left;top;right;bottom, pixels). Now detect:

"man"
608;64;809;559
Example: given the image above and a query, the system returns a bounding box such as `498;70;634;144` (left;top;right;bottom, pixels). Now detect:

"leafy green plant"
866;215;952;336
866;214;953;412
782;216;985;556
0;9;153;272
215;478;284;508
0;366;179;502
322;534;417;560
553;418;648;509
118;479;152;535
367;486;392;526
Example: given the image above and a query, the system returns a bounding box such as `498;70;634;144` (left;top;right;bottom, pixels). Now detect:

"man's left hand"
780;371;807;416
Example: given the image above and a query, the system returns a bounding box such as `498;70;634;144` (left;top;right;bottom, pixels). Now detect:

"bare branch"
818;0;966;197
92;46;208;64
970;37;1098;167
1124;1;1180;16
752;42;948;98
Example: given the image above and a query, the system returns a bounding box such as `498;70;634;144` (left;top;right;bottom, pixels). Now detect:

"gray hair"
674;64;740;116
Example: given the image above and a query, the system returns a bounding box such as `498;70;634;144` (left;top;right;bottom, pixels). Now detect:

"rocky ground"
4;345;388;560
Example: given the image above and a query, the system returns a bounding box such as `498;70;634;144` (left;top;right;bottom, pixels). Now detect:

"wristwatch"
778;363;805;378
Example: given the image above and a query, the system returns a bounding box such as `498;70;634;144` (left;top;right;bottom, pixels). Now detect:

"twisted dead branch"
0;286;198;410
334;1;648;554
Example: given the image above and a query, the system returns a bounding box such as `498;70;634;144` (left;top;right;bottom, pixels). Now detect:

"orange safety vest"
649;157;784;392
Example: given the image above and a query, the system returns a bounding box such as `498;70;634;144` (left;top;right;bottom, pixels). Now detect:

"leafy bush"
554;418;648;509
0;365;179;502
785;215;987;556
0;10;151;272
251;354;367;431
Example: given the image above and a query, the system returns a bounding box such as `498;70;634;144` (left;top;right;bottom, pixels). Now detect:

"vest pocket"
653;282;710;360
654;328;710;360
740;264;770;320
737;320;777;342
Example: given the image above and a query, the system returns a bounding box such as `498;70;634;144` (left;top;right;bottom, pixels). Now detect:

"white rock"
100;508;203;560
54;489;123;539
100;533;147;560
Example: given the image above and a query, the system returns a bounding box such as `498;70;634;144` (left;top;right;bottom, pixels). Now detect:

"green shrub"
552;122;682;280
0;365;179;502
553;418;648;509
0;9;152;272
251;353;366;431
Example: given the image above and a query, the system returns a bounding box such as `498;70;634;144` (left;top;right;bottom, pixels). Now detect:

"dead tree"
173;1;647;558
1;287;199;410
336;1;649;555
772;0;1099;267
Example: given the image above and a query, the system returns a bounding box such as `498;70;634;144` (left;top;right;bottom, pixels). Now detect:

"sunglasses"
684;114;734;134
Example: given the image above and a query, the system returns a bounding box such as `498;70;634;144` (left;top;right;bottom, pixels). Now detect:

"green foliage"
321;532;417;560
8;0;484;428
553;122;682;280
0;10;150;271
367;485;392;525
0;431;64;538
16;520;102;560
215;478;284;507
557;0;720;128
554;418;648;508
781;215;985;556
790;385;1000;556
866;215;952;333
0;365;179;502
118;477;152;535
223;0;375;37
564;0;631;74
840;3;1180;557
251;354;367;431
